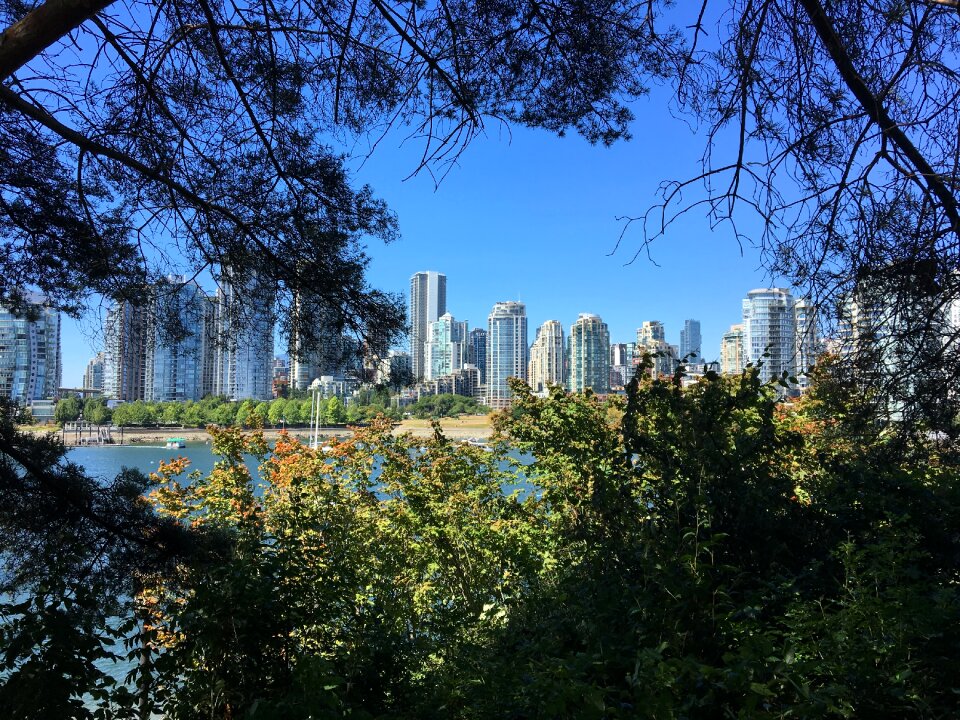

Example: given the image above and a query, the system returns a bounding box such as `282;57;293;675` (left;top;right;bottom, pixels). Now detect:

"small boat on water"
165;437;186;449
464;437;493;451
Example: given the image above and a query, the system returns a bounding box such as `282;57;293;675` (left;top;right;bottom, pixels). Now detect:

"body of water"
67;443;260;481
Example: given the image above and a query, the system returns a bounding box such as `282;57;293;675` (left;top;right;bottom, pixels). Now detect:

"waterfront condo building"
610;342;636;388
0;293;61;404
144;277;209;402
636;320;677;377
409;271;447;381
567;314;610;393
741;288;798;384
424;312;468;380
720;324;746;375
720;324;743;375
103;301;149;402
84;352;106;393
486;301;528;410
528;320;564;393
214;276;275;401
468;328;488;385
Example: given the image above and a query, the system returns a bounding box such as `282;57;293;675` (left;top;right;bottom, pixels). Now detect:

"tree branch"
797;0;960;233
0;0;116;80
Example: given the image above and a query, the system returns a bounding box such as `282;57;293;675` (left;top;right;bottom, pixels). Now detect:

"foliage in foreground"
4;369;960;718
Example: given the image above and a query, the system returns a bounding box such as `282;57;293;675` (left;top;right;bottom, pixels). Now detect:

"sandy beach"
30;415;493;446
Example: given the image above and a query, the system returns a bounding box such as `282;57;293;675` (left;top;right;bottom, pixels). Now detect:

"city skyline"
2;281;825;408
61;277;798;390
56;92;783;386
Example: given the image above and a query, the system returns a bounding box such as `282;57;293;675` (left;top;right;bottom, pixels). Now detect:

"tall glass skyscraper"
424;312;467;380
679;319;702;363
0;293;60;403
486;301;527;410
215;276;274;400
409;271;446;381
84;352;106;392
468;328;487;385
144;277;208;402
567;314;609;393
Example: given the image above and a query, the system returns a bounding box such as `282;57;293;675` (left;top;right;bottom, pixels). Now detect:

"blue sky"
60;85;781;386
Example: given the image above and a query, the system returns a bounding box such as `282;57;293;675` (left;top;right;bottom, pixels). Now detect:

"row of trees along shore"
50;392;489;427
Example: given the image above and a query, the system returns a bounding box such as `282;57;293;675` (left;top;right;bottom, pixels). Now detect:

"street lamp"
308;378;323;449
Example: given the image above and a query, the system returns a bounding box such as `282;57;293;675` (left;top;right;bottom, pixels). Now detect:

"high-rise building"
424;312;467;380
0;293;61;403
272;356;290;397
201;294;220;398
793;298;818;389
636;321;677;377
375;350;413;387
144;277;208;402
486;301;527;410
720;324;745;375
568;313;610;393
215;277;274;400
679;319;702;363
103;301;148;401
83;352;106;392
288;299;360;391
528;320;564;393
610;342;635;388
837;275;952;418
409;271;447;381
741;288;797;384
468;328;488;384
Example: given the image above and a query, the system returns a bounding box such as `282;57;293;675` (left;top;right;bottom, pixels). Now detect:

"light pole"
308;378;322;449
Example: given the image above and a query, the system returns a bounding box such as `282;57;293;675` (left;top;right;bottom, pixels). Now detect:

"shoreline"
28;416;493;447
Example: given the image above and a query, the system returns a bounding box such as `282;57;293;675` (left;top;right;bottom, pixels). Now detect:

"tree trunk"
0;0;115;80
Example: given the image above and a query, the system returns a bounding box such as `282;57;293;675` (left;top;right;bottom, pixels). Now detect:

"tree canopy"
5;0;959;410
0;0;669;351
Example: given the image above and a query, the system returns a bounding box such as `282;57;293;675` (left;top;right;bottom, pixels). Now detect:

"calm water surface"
67;443;260;480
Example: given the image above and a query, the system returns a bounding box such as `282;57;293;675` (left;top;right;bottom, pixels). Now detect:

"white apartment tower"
636;321;677;377
409;271;447;381
528;320;564;393
741;288;815;386
793;298;818;389
486;301;528;410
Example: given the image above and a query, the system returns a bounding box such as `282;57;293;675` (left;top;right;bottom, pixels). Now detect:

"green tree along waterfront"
4;368;960;718
47;393;491;429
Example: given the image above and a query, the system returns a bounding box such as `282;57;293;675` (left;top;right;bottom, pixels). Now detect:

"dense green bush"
5;369;960;718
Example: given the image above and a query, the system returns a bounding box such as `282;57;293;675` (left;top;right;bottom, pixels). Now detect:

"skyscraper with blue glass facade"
0;293;60;403
486;301;527;410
